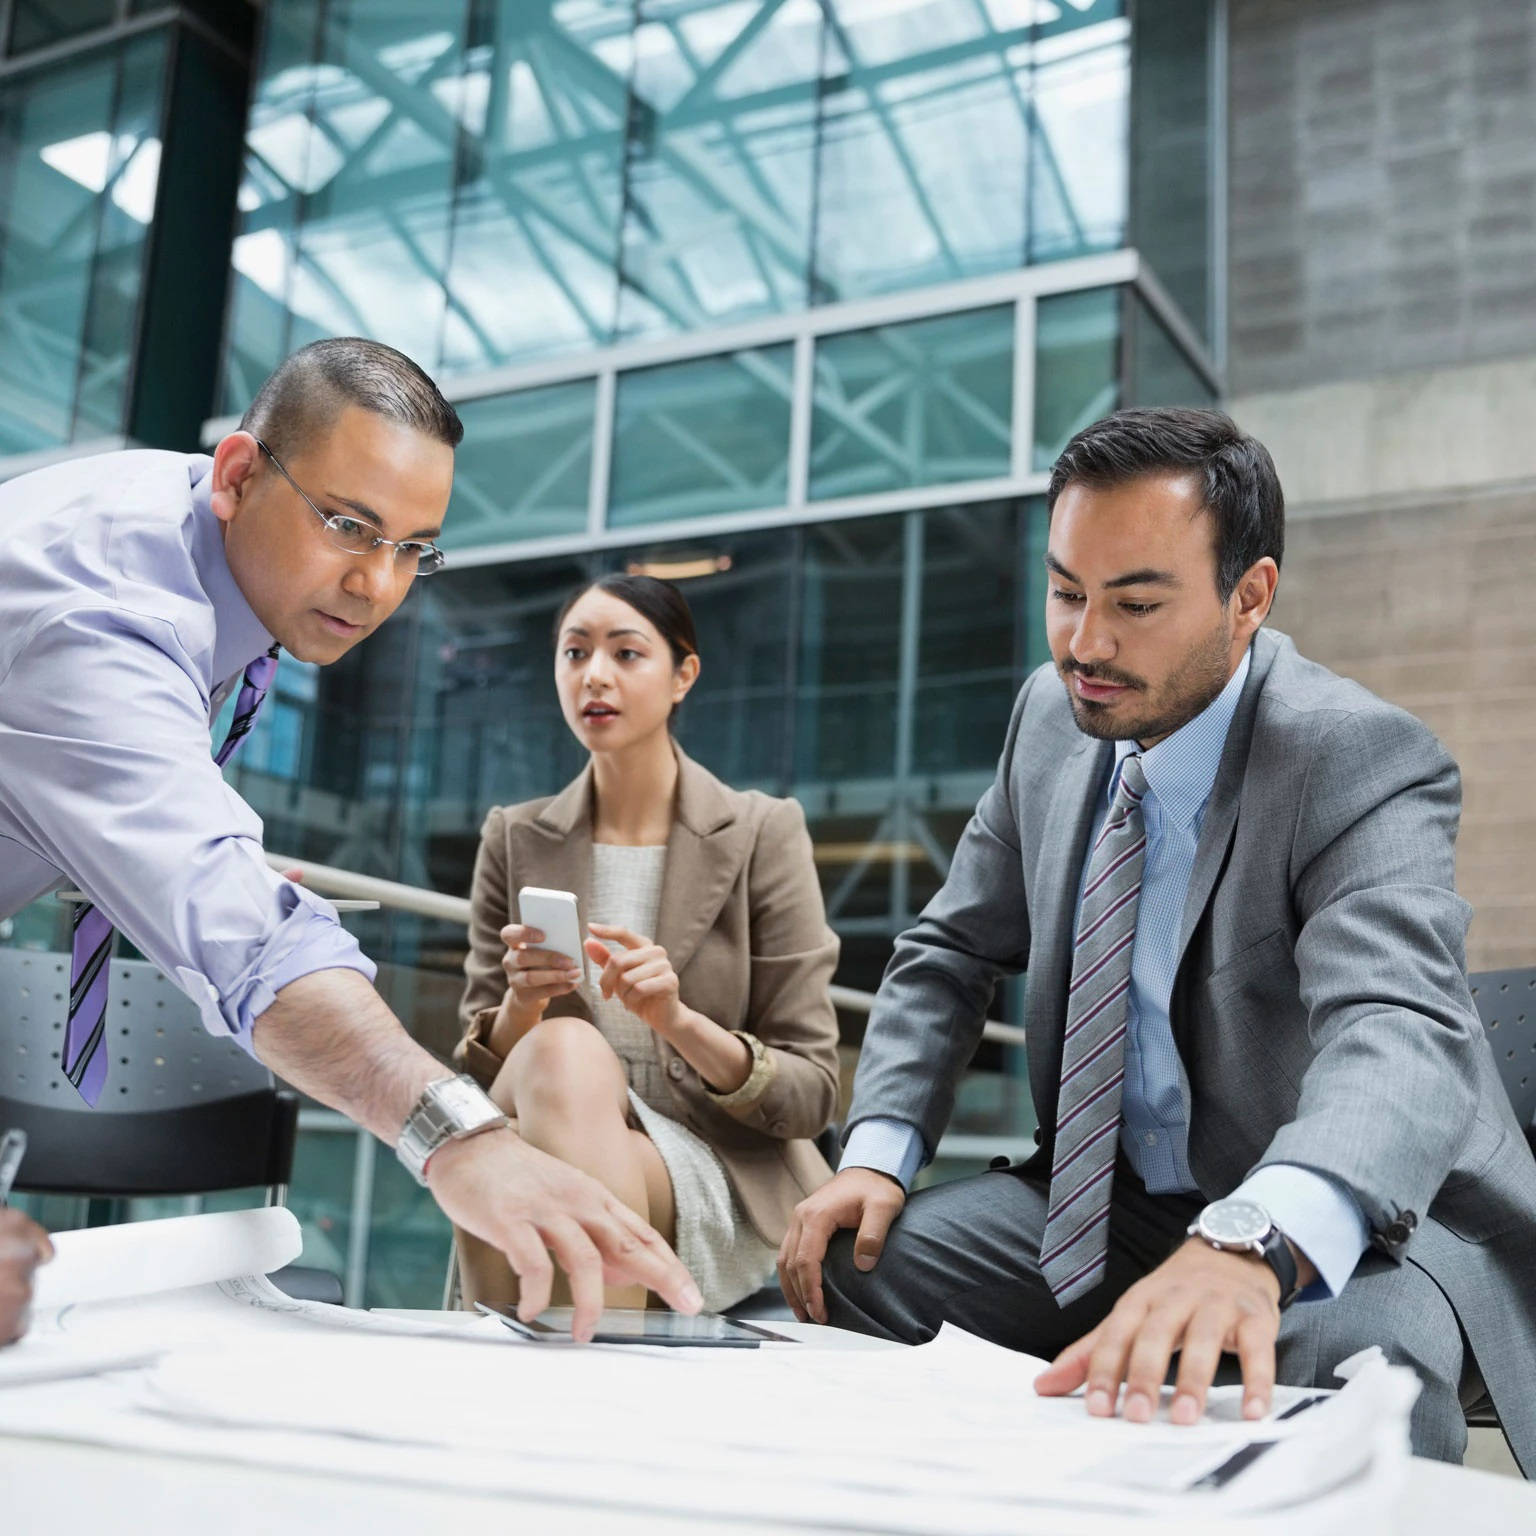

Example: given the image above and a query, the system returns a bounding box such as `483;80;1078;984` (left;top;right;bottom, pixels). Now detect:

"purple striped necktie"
63;645;279;1106
1040;753;1148;1307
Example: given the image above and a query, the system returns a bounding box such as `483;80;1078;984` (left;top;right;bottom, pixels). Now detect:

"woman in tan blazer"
454;573;840;1312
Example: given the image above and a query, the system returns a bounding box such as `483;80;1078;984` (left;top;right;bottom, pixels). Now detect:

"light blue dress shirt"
845;650;1368;1299
0;450;375;1050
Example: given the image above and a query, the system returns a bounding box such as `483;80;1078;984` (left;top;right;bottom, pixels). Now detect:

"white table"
2;1432;1531;1536
3;1315;1532;1535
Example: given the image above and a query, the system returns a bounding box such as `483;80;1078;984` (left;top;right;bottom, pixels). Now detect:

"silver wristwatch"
397;1074;509;1186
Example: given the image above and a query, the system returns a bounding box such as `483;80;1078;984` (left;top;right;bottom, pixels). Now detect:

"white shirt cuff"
1236;1164;1369;1301
841;1117;926;1192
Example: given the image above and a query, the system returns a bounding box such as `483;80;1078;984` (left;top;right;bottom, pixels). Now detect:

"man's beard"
1061;620;1234;744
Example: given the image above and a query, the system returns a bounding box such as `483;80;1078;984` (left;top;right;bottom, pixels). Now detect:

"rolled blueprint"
32;1206;302;1311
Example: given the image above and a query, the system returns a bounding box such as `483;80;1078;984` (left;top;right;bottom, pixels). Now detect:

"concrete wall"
1228;0;1536;397
1228;0;1536;973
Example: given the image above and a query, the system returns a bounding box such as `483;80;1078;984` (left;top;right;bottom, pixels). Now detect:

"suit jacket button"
1033;1128;1043;1146
667;1058;685;1081
1386;1220;1410;1245
771;1119;788;1135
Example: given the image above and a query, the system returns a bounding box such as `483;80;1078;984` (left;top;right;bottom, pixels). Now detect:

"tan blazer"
454;748;840;1249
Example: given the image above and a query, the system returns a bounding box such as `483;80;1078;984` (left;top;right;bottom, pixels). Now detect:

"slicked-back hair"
1046;408;1284;601
239;337;463;462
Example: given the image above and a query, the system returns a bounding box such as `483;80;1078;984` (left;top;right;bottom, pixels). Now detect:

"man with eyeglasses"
0;338;702;1346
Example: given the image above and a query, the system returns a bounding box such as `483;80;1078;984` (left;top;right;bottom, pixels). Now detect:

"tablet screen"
477;1304;793;1347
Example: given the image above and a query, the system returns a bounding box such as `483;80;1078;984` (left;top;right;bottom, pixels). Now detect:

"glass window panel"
364;1148;453;1309
446;380;595;549
794;513;904;789
812;3;1029;303
608;344;793;527
0;33;166;454
1127;298;1215;410
1027;5;1130;263
74;36;170;439
283;3;470;369
219;0;325;413
615;0;821;340
437;1;629;372
659;530;797;793
8;0;116;56
416;554;593;833
914;501;1020;776
1130;0;1212;343
1032;286;1120;471
809;306;1013;500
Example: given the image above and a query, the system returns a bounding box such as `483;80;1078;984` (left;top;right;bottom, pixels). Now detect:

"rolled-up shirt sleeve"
0;607;374;1050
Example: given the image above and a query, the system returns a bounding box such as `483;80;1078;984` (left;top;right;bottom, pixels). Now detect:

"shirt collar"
1112;645;1252;830
189;457;274;687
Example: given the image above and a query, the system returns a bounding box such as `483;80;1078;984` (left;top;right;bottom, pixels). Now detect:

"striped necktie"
63;645;279;1107
1040;753;1148;1306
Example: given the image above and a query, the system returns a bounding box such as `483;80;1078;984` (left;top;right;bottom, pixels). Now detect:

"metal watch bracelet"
396;1073;509;1187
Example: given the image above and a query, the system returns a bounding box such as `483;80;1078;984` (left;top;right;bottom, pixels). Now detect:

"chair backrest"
0;949;297;1197
1467;966;1536;1133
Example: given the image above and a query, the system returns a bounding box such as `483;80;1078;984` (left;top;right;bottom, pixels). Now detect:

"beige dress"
586;842;778;1312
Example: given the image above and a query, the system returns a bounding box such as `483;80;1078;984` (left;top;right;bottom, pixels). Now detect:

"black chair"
1467;966;1536;1155
0;948;341;1304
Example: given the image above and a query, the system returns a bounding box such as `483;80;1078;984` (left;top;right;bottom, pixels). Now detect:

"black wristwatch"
1187;1197;1304;1309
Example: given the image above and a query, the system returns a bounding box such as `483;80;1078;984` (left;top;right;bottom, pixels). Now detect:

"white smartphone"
516;886;586;982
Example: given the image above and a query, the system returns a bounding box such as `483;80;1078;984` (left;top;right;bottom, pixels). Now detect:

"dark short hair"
239;337;463;461
1046;407;1284;601
553;574;699;668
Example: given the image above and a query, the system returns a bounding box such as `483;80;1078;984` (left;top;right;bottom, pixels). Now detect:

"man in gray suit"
778;407;1536;1470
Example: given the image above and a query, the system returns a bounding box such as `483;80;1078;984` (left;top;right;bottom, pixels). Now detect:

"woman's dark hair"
1046;407;1284;602
552;574;699;669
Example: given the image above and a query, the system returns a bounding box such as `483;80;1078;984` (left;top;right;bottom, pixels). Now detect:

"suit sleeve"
1255;706;1481;1254
845;672;1039;1157
705;796;841;1140
454;805;512;1089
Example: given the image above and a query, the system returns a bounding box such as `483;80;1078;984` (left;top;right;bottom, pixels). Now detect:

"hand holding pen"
0;1130;53;1347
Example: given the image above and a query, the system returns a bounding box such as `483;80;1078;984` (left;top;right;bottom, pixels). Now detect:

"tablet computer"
476;1304;794;1347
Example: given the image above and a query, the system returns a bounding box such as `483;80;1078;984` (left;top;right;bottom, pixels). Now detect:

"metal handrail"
268;853;1027;1048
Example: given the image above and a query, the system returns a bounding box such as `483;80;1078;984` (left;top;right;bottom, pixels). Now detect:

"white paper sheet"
0;1213;1424;1535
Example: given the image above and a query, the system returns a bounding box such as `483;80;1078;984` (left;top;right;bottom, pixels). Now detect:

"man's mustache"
1060;659;1144;691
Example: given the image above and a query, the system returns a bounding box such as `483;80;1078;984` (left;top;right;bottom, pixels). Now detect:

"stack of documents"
0;1209;1422;1535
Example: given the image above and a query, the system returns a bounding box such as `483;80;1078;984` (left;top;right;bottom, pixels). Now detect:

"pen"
0;1128;27;1206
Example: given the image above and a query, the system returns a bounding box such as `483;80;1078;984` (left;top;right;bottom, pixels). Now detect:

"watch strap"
1259;1224;1303;1309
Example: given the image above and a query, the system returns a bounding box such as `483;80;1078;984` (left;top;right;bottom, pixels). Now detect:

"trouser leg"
1276;1251;1468;1463
822;1159;1200;1359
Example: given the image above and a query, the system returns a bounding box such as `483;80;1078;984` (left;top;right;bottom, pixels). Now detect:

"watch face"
1200;1199;1271;1246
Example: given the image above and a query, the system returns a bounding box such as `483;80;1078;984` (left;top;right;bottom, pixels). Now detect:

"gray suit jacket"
850;627;1536;1462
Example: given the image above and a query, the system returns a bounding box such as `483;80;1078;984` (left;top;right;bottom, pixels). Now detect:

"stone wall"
1228;0;1536;396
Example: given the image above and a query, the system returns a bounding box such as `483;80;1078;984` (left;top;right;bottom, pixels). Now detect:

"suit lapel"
527;765;597;955
1028;735;1113;1111
1173;632;1279;972
654;751;752;975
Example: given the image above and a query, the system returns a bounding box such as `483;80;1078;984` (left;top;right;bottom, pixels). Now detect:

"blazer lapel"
654;751;753;976
527;764;597;952
1028;734;1113;1112
1173;631;1280;973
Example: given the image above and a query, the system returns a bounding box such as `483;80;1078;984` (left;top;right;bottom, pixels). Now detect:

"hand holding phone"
500;888;587;1023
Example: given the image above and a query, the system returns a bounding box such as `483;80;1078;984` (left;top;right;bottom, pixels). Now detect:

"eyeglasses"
254;438;446;576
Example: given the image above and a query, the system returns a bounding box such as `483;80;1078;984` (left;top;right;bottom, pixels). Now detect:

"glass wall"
218;0;1144;410
0;32;167;455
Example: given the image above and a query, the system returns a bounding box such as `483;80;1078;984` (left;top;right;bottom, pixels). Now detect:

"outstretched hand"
426;1126;702;1341
1033;1239;1288;1425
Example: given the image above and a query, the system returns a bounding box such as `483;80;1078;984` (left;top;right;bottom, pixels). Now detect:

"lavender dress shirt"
0;449;375;1051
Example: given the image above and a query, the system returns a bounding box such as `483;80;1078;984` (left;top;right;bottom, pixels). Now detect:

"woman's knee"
504;1015;625;1118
